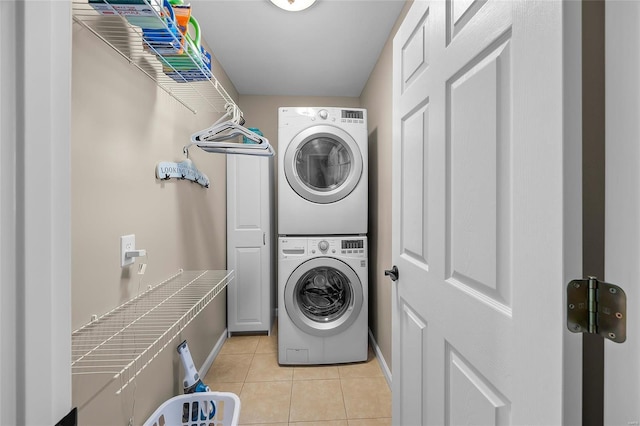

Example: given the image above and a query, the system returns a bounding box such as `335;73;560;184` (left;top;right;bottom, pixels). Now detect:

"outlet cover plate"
121;234;135;267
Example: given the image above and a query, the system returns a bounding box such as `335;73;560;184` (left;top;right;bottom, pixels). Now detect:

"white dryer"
278;107;368;235
278;236;368;365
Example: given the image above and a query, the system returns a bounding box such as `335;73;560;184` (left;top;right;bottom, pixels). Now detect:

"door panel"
447;345;510;425
447;0;489;45
401;103;429;265
234;248;262;324
398;304;428;426
392;1;581;424
446;35;511;309
401;9;429;92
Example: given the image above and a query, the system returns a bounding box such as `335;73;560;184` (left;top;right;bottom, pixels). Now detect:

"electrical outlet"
120;234;135;267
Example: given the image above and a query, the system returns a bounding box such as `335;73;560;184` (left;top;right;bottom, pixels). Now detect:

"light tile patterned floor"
203;324;391;426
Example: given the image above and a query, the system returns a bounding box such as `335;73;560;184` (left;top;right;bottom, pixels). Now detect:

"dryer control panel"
340;109;365;125
278;107;367;127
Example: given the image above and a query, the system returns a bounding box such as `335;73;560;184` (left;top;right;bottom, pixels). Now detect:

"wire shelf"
72;0;241;117
71;269;233;394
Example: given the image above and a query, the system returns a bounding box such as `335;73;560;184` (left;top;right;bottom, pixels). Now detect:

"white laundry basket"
143;392;241;426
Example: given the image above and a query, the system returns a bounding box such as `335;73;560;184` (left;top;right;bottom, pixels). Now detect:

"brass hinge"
567;276;626;343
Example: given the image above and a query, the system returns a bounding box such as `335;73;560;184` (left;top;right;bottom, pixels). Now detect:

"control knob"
318;240;330;252
318;109;329;120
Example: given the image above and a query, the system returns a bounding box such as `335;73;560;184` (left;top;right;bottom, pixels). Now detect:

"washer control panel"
308;238;367;257
280;239;306;256
308;238;338;255
281;237;367;258
318;240;330;252
339;239;366;256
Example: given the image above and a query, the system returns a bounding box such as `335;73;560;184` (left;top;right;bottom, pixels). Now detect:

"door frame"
581;1;605;424
603;1;640;424
0;1;17;422
0;1;72;424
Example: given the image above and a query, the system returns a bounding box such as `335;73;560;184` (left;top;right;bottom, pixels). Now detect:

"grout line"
243;352;256;384
287;369;294;424
338;373;349;421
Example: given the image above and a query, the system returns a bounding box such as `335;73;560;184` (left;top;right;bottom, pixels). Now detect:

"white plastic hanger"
184;106;275;157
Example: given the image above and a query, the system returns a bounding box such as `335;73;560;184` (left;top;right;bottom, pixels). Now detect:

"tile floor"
203;324;391;425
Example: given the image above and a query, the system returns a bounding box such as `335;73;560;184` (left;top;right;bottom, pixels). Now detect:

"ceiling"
188;0;406;97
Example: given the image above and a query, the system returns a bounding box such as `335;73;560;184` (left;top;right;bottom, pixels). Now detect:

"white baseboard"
199;328;228;378
368;328;392;388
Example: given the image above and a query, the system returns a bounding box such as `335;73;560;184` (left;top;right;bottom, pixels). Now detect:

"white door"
604;1;640;424
391;1;582;424
227;155;273;333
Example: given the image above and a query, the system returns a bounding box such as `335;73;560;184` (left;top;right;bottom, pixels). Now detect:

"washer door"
284;125;363;204
284;257;363;337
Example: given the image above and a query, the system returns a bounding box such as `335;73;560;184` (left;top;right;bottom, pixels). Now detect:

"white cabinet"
226;154;275;334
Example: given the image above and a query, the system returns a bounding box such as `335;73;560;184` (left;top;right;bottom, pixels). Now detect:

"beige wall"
71;24;234;424
360;1;412;372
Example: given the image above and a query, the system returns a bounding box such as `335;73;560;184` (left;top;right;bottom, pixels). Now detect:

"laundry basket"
143;392;240;426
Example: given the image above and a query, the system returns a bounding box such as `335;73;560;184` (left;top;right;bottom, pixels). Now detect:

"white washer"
278;236;368;365
278;107;368;235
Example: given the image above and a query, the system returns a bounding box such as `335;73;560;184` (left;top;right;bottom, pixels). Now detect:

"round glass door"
285;257;363;337
284;125;363;204
296;267;352;322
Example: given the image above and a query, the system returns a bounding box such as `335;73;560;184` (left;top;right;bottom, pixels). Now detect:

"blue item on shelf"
141;0;184;55
163;46;213;83
200;46;212;72
163;69;211;82
143;25;183;55
243;128;263;144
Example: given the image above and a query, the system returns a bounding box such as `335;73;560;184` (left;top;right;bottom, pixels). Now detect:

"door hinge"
567;276;626;343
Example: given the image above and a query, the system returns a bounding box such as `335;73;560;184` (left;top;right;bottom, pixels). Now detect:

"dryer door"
284;257;363;337
284;125;363;204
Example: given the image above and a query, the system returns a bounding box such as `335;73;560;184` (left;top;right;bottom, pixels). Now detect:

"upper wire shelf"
71;269;233;394
72;0;242;117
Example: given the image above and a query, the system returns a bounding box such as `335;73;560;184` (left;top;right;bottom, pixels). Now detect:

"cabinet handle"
263;233;266;245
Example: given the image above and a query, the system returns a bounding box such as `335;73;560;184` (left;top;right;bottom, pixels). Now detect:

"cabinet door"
227;154;272;333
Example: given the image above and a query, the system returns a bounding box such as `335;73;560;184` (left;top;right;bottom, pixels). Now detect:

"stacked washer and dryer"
277;107;369;365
